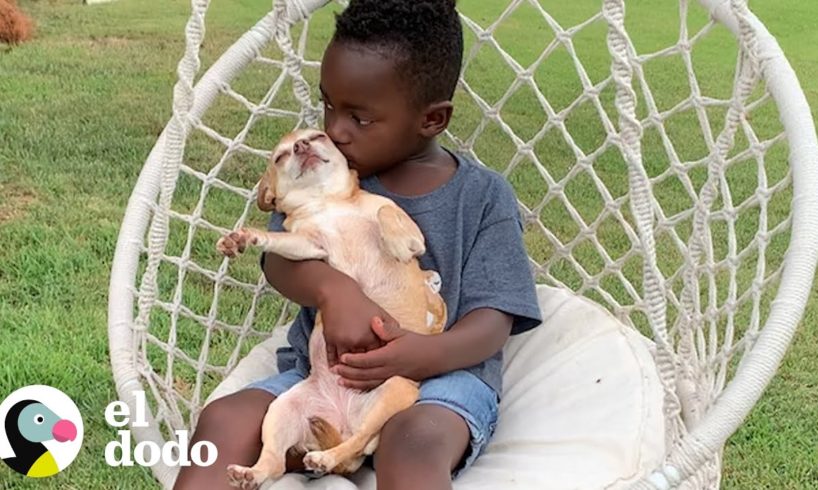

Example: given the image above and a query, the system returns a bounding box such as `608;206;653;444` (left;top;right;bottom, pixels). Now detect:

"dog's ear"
257;163;278;212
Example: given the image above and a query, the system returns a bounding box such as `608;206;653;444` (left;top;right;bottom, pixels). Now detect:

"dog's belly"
303;327;379;440
320;217;383;279
316;216;430;332
298;375;376;440
292;206;437;448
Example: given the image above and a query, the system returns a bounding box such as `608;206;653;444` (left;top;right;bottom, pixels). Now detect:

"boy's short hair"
333;0;463;107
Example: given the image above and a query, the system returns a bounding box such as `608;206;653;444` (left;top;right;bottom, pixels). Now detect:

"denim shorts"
245;368;499;476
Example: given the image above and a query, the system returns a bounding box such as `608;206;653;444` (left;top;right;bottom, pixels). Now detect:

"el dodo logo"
104;391;217;468
0;385;83;478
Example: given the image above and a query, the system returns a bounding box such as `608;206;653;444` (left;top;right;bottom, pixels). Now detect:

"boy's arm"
260;211;343;306
332;308;511;390
333;306;529;391
431;308;512;374
261;252;346;307
262;252;395;364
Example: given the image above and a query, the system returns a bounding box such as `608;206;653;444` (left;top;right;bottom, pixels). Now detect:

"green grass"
1;0;817;488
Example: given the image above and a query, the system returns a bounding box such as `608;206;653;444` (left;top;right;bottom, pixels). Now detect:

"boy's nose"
294;138;310;154
325;119;350;146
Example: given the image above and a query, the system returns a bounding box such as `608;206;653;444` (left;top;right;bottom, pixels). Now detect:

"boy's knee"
377;405;469;466
381;413;441;455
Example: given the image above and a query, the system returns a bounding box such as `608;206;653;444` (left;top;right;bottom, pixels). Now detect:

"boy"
174;1;541;489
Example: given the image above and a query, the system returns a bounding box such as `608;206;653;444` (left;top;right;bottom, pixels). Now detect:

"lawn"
1;0;816;488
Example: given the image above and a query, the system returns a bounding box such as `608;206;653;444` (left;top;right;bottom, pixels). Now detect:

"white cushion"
203;285;665;489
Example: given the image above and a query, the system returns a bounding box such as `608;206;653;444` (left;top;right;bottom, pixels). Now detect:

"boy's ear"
419;101;454;138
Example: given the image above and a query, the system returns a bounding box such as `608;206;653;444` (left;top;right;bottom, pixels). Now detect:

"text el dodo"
104;391;217;467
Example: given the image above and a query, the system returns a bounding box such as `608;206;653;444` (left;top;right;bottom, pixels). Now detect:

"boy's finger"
340;350;386;368
326;345;338;367
371;316;403;342
367;338;386;350
340;378;384;391
332;364;388;381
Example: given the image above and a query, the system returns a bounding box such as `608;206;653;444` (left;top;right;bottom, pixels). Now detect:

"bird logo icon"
0;385;83;478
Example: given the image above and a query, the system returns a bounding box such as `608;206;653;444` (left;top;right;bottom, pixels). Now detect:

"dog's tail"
308;416;343;450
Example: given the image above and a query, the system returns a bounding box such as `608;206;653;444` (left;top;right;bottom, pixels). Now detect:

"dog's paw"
303;450;337;474
226;464;266;490
217;229;256;258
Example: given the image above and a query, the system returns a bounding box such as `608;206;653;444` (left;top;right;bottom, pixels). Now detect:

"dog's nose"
294;138;310;155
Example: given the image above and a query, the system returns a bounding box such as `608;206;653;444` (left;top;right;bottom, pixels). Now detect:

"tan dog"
216;129;447;489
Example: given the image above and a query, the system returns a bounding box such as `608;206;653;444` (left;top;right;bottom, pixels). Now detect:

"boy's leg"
374;404;470;490
373;370;499;490
173;389;275;490
174;368;307;490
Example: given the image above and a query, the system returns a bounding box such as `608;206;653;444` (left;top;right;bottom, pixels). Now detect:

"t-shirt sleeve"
459;179;542;335
267;211;286;232
259;211;286;270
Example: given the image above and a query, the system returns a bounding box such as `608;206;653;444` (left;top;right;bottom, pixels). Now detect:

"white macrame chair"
108;0;818;488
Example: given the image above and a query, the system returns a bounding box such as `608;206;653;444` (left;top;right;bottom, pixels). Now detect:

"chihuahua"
217;129;446;488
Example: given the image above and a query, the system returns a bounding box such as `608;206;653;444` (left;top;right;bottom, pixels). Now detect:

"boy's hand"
331;317;441;391
317;277;399;367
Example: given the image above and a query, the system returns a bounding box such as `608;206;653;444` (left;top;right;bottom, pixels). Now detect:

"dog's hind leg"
226;386;310;489
308;416;364;474
302;375;419;475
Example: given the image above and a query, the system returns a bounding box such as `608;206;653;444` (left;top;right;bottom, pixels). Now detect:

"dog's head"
257;129;354;212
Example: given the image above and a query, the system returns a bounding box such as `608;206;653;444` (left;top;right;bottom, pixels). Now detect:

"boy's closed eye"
319;90;374;127
351;114;373;126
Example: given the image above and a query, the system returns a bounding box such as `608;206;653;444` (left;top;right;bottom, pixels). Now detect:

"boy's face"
319;41;424;178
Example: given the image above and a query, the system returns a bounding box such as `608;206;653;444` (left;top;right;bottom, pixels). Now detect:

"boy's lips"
343;155;358;169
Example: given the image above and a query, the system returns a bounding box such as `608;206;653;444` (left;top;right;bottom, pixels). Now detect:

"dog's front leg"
302;375;419;474
217;228;327;261
377;205;425;263
226;388;309;489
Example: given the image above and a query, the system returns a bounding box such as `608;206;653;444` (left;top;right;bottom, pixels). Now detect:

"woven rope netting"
108;0;818;488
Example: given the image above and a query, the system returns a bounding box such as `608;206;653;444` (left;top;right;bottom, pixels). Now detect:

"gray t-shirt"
264;151;542;396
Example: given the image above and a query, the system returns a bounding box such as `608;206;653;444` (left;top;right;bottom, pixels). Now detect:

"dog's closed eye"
274;150;291;165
